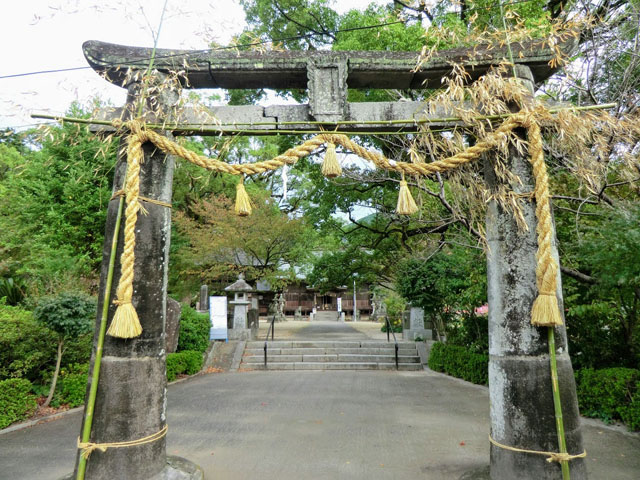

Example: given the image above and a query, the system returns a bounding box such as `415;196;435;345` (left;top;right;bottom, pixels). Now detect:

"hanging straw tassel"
321;142;342;178
107;122;145;339
527;120;563;327
396;174;419;215
235;177;252;216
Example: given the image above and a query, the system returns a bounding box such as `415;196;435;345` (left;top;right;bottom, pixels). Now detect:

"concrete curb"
0;406;83;436
230;340;246;371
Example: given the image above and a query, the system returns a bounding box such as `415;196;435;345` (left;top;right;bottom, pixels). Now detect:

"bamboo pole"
548;327;571;480
76;197;124;480
31;102;618;133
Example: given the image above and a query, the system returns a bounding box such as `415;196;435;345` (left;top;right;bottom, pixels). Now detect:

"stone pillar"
486;66;586;479
198;285;209;312
228;299;252;340
403;307;430;340
72;79;201;479
165;297;181;354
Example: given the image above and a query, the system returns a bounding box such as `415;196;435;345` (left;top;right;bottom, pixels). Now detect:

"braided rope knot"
77;425;168;460
489;434;586;464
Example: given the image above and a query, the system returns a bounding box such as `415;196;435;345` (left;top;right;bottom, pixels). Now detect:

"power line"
0;20;406;80
0;66;91;80
0;1;552;81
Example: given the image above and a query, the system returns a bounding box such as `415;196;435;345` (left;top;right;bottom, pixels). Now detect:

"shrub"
0;303;55;382
380;317;402;333
0;378;37;429
0;277;26;305
33;292;95;408
177;306;210;353
575;368;639;425
620;382;640;431
181;350;205;375
51;364;88;408
166;350;203;382
428;342;488;385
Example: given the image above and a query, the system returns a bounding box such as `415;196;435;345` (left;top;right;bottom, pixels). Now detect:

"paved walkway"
258;319;389;341
1;321;639;480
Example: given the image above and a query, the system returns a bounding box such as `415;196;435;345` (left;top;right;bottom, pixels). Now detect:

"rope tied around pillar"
489;434;586;464
77;424;168;459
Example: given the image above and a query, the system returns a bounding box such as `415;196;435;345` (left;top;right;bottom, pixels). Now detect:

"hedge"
177;306;210;353
428;342;640;431
0;378;37;429
575;368;640;430
428;342;488;385
166;350;204;382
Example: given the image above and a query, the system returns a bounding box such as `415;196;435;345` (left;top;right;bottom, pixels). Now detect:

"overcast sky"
0;0;382;130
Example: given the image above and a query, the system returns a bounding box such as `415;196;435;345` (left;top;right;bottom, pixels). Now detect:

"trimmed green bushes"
428;342;640;431
166;350;204;382
177;306;210;353
0;378;37;429
575;368;640;430
428;342;488;385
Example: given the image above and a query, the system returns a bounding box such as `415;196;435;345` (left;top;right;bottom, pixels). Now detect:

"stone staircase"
241;340;423;371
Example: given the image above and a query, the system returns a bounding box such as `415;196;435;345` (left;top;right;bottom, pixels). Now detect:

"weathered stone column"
485;66;586;479
71;78;201;479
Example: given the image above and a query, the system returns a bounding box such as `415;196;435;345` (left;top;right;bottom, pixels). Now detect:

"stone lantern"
225;273;254;340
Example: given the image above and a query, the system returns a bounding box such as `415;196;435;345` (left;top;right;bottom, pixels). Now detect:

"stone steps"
244;347;418;356
241;340;423;371
245;362;423;371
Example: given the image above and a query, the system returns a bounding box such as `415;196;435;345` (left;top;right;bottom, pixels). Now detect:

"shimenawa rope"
107;112;560;339
110;190;172;209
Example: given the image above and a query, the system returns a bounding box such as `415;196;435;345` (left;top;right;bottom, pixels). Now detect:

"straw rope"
106;122;146;338
108;112;561;339
110;189;172;209
527;120;563;326
77;424;168;459
489;434;586;464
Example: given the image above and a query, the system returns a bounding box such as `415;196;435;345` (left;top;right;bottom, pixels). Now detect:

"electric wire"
0;0;546;80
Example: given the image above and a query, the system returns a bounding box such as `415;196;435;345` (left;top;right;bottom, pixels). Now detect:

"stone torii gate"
73;39;586;479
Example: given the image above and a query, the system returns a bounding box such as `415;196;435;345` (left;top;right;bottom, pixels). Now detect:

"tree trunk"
43;338;63;408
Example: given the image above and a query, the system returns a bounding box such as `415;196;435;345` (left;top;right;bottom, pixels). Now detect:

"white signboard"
337;297;342;312
209;296;228;340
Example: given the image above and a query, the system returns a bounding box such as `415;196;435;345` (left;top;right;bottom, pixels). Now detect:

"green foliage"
0;303;55;381
0;108;117;296
621;383;640;431
34;293;95;340
446;313;489;354
385;291;406;321
575;368;639;426
0;378;37;429
51;364;88;408
565;301;629;370
396;246;486;339
559;204;640;369
427;342;488;385
0;277;27;305
240;0;338;50
166;351;204;382
177;306;210;353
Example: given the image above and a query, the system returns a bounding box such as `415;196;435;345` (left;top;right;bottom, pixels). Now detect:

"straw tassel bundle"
235;177;252;216
396;175;419;215
321;142;342;178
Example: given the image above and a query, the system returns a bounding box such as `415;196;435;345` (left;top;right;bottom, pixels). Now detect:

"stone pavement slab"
2;369;639;480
